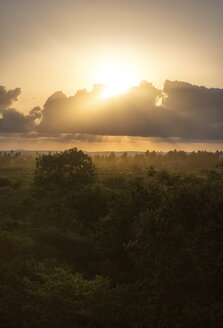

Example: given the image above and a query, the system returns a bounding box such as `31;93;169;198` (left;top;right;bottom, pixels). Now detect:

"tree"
34;148;96;190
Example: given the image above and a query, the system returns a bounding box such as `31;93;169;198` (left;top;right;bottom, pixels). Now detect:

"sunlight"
96;62;140;99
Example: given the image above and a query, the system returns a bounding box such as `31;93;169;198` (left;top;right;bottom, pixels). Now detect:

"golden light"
95;61;140;99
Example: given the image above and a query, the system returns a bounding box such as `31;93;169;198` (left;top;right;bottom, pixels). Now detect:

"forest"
0;148;222;328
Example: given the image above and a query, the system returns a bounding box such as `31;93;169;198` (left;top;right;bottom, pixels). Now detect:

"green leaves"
34;148;96;190
1;149;223;327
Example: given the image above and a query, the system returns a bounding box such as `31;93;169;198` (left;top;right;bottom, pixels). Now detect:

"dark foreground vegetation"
0;149;222;328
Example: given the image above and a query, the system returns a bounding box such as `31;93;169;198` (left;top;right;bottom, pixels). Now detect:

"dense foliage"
34;148;96;189
0;148;222;327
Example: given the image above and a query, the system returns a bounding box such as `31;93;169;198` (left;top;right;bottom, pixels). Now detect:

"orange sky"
1;0;223;151
1;0;223;112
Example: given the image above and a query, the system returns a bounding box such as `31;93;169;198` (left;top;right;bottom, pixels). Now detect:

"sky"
0;0;223;151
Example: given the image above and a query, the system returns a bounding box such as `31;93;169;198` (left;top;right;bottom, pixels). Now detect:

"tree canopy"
34;148;96;189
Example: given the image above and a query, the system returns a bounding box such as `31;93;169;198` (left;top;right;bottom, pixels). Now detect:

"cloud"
0;85;42;133
38;80;223;140
163;80;223;139
0;109;29;132
38;81;164;135
163;80;223;121
0;86;21;112
0;106;43;133
1;81;223;141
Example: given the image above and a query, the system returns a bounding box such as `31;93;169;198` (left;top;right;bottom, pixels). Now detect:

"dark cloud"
38;80;223;140
38;81;164;135
0;109;30;132
0;107;43;133
1;81;223;140
0;86;21;112
27;106;42;127
164;80;223;121
0;85;42;133
163;80;223;139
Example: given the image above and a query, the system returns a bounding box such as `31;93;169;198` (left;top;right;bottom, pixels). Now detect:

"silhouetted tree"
34;148;96;190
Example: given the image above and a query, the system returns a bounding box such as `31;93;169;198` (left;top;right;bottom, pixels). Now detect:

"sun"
95;61;140;99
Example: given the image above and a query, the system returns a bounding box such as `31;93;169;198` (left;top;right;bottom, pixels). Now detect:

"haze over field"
1;0;223;150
